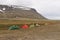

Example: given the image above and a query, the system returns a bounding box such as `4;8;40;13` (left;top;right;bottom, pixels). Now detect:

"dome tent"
35;23;40;27
8;25;19;30
29;23;35;28
21;24;29;29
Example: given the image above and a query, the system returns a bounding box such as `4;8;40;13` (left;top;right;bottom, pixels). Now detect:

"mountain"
0;5;46;19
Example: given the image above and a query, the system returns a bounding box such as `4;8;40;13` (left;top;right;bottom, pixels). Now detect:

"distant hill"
0;5;46;19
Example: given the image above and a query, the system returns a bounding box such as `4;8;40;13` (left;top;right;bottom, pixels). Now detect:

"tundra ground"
0;20;60;40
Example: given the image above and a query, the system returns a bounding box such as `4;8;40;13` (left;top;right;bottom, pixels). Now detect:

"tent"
29;24;35;28
8;25;19;30
21;24;29;29
35;24;40;27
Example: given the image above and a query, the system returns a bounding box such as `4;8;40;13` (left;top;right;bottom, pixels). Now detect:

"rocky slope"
0;5;46;19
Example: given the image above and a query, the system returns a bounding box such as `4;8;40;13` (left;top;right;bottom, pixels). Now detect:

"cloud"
0;0;17;5
31;0;60;20
0;0;32;7
48;16;60;20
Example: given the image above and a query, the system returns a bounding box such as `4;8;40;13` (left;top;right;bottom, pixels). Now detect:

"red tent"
21;24;29;29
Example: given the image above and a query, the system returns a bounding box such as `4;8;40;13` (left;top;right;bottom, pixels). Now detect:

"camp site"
0;5;60;40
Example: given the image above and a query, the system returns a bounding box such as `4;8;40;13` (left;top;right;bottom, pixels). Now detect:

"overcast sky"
0;0;60;20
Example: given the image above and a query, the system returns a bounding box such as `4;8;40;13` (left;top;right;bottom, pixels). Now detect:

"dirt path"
0;24;60;40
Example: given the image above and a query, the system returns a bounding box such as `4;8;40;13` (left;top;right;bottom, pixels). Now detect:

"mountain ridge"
0;5;47;19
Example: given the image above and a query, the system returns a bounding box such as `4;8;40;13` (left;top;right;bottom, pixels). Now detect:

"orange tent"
21;24;29;29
